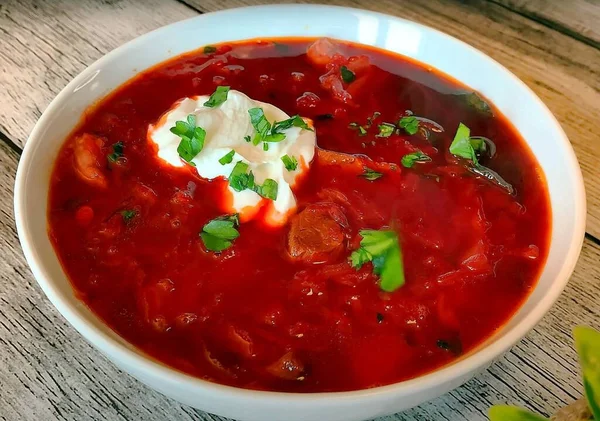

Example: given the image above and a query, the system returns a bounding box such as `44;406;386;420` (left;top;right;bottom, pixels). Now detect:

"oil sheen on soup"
48;38;550;392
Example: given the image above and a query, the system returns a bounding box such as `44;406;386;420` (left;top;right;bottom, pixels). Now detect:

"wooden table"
1;1;599;420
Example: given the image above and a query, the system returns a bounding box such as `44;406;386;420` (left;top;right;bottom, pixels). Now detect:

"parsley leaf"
398;116;419;135
244;135;251;143
271;115;313;134
120;209;136;222
200;214;240;252
281;154;298;171
219;150;235;165
228;161;278;201
254;178;278;200
350;229;405;292
401;151;432;168
360;167;383;181
171;114;206;164
248;107;272;145
376;123;395;138
340;65;355;83
107;141;124;163
203;86;230;108
203;45;217;54
449;122;478;165
229;161;255;192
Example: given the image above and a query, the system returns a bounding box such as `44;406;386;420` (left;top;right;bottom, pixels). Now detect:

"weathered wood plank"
0;140;599;420
0;0;197;144
180;0;600;237
489;0;600;48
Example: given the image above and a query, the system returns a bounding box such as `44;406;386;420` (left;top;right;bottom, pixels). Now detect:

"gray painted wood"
1;0;599;420
490;0;600;48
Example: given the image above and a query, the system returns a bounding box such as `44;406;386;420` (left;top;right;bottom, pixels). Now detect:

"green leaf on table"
488;406;548;421
574;326;600;420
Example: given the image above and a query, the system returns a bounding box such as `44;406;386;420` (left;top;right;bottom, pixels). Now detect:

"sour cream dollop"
148;90;316;226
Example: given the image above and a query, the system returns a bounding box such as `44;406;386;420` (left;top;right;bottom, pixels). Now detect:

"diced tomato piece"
75;205;94;227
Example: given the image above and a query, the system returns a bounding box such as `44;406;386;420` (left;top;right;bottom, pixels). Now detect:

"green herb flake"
488;406;549;421
107;141;124;163
271;115;313;134
263;142;269;151
281;154;299;171
248;107;272;145
401;151;432;168
360;167;383;181
574;326;600;420
254;178;278;200
200;214;240;252
376;124;395;138
228;161;255;192
358;126;367;136
449;122;478;165
350;229;405;292
203;45;217;54
219;150;235;165
398;116;419;135
340;65;356;83
171;114;206;164
244;135;252;143
120;209;136;222
203;85;230;108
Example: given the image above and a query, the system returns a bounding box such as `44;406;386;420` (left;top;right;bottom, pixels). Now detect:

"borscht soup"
48;38;550;392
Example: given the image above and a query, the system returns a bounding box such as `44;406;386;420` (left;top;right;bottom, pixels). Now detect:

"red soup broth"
48;38;550;392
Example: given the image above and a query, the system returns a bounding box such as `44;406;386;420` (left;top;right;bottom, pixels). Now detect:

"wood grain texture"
0;0;197;145
490;0;600;48
0;137;598;420
1;0;600;420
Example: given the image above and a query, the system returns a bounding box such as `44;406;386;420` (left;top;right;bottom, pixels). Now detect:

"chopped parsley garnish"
171;114;206;165
228;161;278;200
272;115;313;134
376;312;384;323
254;178;279;200
244;135;251;143
398;116;419;135
263;142;269;151
449;122;478;165
219;150;235;165
349;112;380;137
200;214;240;252
107;141;124;163
376;123;395;138
229;161;255;192
203;86;230;108
120;209;136;222
350;229;405;292
401;151;432;168
248;108;285;145
360;167;383;181
281;154;298;171
340;65;355;83
449;123;514;194
203;45;217;54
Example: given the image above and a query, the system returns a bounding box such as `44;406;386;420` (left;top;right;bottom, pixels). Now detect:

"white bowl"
14;5;586;421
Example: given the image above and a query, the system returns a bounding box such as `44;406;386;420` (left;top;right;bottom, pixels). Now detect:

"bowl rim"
14;3;587;404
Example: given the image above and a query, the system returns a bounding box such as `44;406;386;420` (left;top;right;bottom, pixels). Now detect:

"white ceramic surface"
14;5;586;421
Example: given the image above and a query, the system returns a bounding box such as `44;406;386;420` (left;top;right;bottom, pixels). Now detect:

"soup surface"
48;38;550;392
